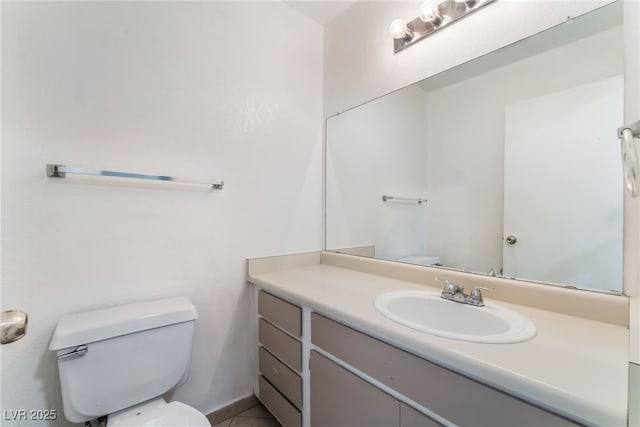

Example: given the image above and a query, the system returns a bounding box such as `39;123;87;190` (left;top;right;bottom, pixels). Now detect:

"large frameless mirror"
325;2;624;293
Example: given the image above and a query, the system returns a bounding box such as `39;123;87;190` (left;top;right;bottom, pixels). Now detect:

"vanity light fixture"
418;1;442;26
390;0;495;54
389;19;413;41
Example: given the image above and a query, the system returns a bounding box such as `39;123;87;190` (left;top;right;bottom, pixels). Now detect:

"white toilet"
49;296;210;426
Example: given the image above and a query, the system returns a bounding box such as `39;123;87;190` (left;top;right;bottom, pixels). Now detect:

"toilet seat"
108;398;210;427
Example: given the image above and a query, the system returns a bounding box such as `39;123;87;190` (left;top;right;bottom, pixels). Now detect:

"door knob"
1;310;28;344
505;235;518;245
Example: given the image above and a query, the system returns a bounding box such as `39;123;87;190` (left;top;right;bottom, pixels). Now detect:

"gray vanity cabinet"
255;290;583;427
310;317;441;427
311;312;581;427
309;350;441;427
257;291;303;427
310;351;401;427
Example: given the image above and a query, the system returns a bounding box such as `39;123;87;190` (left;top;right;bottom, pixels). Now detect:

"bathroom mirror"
325;2;624;293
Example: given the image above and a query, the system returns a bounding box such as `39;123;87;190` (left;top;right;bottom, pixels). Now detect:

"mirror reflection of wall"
326;87;430;261
325;2;623;293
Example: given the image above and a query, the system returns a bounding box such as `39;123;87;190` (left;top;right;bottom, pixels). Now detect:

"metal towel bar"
382;195;427;204
47;164;224;190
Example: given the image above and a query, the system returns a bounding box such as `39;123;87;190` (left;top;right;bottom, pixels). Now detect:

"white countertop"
249;264;629;427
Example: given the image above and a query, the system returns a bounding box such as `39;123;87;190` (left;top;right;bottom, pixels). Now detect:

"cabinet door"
400;403;442;427
312;313;581;427
310;351;399;427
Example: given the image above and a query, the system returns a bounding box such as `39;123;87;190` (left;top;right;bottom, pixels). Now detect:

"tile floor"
212;404;280;427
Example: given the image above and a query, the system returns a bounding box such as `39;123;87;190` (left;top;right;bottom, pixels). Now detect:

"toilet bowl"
49;296;210;426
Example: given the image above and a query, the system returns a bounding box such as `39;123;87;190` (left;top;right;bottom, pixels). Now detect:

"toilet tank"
49;296;198;423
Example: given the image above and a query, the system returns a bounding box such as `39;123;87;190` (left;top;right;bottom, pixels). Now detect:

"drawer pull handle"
272;366;279;375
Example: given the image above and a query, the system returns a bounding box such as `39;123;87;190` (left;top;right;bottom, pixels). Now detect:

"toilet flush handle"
57;345;88;361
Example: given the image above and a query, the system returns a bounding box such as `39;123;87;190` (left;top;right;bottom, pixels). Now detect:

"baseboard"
205;394;260;425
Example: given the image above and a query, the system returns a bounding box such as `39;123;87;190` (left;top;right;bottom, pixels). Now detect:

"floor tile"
211;418;232;427
236;405;274;419
229;417;280;427
212;403;280;427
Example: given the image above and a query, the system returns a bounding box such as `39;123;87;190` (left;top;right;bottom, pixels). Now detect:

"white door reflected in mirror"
502;76;623;289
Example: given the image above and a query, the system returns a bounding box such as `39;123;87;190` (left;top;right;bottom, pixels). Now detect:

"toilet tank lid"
49;296;198;351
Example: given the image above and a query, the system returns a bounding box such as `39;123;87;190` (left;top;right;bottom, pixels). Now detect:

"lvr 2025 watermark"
3;409;57;421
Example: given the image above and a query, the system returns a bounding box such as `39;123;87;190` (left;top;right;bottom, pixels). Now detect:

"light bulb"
389;18;410;40
419;1;442;24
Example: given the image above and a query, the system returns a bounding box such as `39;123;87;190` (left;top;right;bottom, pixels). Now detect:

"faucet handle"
467;286;494;306
435;277;463;294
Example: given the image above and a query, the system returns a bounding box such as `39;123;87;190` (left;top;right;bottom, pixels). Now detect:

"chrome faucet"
435;278;493;307
487;268;503;277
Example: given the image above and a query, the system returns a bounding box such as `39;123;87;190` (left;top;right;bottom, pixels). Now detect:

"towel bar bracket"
47;164;66;178
618;120;640;138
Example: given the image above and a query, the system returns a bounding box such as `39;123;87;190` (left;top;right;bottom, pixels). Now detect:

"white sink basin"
375;290;536;343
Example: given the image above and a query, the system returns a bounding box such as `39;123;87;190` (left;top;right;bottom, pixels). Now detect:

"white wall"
0;2;322;425
325;85;429;260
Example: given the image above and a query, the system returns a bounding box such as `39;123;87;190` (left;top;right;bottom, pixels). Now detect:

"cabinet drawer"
311;313;581;427
400;403;442;427
259;346;302;409
259;318;302;372
310;351;400;427
259;291;302;337
259;375;302;427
